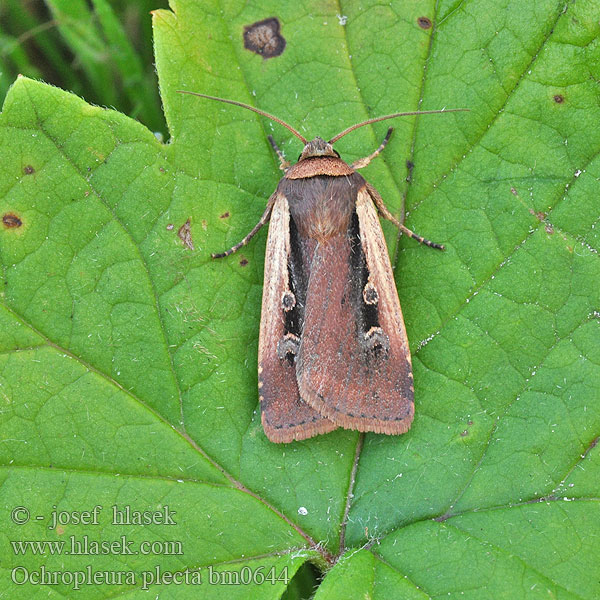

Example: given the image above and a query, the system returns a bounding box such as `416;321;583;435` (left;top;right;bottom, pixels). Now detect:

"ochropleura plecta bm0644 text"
179;91;464;443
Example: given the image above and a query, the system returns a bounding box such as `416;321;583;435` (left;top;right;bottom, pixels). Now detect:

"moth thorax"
363;281;379;305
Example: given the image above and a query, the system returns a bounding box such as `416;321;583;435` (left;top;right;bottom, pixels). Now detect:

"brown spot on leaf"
510;187;518;196
178;219;195;250
553;94;564;103
526;205;548;221
166;223;174;230
406;160;414;182
201;219;208;230
3;213;22;228
244;18;286;59
23;165;35;175
460;430;469;437
545;224;554;235
417;16;432;29
434;512;451;522
220;212;230;219
239;258;249;267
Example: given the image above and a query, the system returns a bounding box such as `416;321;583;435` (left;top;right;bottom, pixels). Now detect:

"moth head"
299;137;340;161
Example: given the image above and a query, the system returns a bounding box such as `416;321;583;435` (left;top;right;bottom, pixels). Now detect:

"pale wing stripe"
258;193;290;363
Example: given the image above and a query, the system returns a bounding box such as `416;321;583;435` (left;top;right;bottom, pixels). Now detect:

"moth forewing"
295;185;414;434
355;187;415;430
258;192;338;443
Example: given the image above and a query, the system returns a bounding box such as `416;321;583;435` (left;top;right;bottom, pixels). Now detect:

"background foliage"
0;0;168;134
0;1;599;598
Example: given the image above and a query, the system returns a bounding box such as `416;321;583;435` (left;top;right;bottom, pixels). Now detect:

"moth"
179;91;464;443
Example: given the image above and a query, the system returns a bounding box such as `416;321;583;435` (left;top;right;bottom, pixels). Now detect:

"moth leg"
212;192;277;258
397;224;445;250
351;127;393;169
267;135;291;173
366;182;445;251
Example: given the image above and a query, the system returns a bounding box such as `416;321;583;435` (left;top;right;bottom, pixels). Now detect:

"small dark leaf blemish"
417;16;432;29
244;18;286;59
239;258;249;267
177;218;195;250
220;212;230;219
23;165;35;175
553;94;564;103
3;213;23;228
166;223;174;231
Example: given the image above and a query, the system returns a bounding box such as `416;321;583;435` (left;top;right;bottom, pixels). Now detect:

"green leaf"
0;0;79;95
1;0;599;597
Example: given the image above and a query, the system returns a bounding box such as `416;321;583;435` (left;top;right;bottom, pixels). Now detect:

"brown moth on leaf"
178;91;465;443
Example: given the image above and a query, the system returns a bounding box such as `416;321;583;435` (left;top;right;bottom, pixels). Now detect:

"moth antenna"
328;108;469;144
177;91;308;144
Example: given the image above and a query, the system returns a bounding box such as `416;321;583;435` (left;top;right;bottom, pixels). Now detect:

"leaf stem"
338;432;364;554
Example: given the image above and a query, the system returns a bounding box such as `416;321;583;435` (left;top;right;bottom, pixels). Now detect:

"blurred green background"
0;0;168;136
